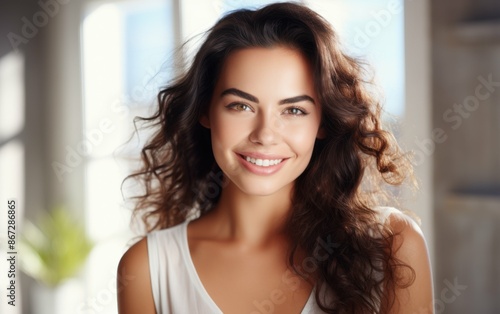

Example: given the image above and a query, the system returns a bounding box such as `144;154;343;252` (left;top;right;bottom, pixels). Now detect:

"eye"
283;107;308;116
226;103;253;112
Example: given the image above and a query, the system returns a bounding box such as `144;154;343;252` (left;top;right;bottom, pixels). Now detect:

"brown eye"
226;103;252;112
283;107;307;116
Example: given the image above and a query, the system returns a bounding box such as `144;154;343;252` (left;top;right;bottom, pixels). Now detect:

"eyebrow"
220;88;315;105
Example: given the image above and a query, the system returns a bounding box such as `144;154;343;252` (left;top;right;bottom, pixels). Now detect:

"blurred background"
0;0;498;313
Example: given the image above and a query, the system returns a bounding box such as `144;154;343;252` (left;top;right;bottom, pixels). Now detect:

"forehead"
213;46;316;100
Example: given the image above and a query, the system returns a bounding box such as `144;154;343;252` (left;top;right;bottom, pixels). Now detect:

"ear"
316;126;326;139
199;114;210;129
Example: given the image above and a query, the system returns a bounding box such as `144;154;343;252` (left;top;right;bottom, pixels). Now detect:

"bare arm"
388;213;434;313
117;237;156;314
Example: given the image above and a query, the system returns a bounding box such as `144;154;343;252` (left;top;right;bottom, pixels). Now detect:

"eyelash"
226;103;252;112
225;103;309;116
283;107;308;116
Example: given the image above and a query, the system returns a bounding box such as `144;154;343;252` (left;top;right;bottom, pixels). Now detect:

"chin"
233;179;293;197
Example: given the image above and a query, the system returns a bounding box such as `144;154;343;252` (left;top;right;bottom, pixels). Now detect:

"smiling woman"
118;2;433;314
201;47;323;196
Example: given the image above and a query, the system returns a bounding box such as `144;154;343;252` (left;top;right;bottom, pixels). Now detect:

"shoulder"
376;206;429;272
382;207;427;259
117;237;156;314
380;207;434;313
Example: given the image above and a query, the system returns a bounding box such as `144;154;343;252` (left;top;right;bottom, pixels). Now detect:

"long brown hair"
125;2;415;312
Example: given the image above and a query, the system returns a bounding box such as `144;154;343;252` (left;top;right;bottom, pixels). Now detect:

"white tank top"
147;206;402;313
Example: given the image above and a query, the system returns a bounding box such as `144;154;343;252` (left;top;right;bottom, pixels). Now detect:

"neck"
206;181;294;249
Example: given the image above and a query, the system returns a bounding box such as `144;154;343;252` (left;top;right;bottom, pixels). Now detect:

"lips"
237;152;289;159
236;152;289;175
239;154;283;167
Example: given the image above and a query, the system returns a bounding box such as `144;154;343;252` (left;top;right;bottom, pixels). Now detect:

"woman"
117;2;433;313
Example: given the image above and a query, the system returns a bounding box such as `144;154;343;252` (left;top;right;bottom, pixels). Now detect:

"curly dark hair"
125;2;416;313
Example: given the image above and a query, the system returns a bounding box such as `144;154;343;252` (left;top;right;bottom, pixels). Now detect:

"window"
81;1;174;313
0;51;24;314
306;0;405;117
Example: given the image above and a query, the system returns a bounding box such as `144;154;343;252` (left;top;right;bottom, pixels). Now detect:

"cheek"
211;113;243;144
287;130;316;156
285;118;321;153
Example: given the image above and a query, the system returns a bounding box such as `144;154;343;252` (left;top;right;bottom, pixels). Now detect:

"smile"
242;155;283;167
236;153;289;175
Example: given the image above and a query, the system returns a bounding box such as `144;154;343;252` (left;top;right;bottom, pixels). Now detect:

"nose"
248;110;282;145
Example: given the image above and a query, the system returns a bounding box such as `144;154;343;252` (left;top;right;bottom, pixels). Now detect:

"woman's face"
201;46;324;196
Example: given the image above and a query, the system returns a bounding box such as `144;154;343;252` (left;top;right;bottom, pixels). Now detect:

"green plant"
19;206;93;287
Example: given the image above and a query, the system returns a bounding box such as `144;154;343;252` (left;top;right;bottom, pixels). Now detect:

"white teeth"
244;156;283;167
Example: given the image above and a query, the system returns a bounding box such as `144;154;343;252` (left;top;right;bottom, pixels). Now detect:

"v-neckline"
181;219;316;314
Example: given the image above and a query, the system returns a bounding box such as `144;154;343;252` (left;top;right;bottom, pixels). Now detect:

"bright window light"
0;52;24;314
306;0;405;117
0;51;24;139
81;1;173;313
